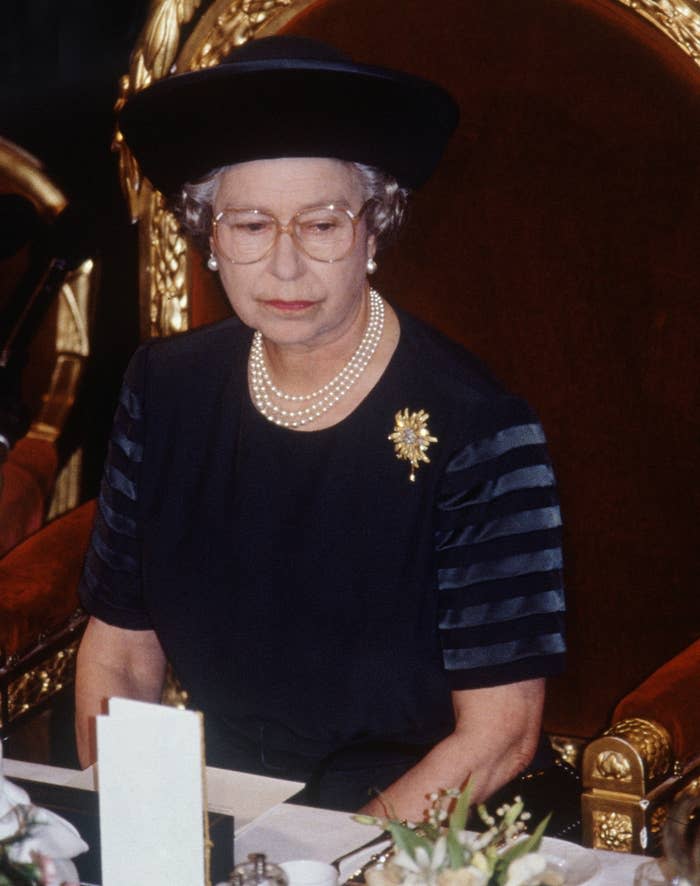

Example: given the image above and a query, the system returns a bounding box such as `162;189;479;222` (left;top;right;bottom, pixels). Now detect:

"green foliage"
353;784;553;886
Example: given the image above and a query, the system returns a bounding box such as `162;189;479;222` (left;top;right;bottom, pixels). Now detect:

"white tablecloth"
235;802;648;885
5;759;648;884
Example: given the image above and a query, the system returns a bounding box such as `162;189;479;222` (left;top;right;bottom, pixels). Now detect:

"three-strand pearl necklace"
249;288;385;429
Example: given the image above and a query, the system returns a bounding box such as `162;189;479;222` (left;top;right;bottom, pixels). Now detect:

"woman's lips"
263;299;316;312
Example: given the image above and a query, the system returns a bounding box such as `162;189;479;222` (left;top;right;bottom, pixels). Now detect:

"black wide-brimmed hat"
118;35;459;195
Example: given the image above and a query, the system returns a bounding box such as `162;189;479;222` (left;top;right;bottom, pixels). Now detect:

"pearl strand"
249;289;385;428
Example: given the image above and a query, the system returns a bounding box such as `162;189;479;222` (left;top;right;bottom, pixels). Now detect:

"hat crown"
119;35;459;193
220;35;352;66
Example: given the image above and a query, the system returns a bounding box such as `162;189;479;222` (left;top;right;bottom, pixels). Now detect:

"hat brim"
118;58;459;194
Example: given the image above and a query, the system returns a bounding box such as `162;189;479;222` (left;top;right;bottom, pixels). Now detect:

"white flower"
394;850;423;874
431;836;447;870
502;852;548;886
437;866;488;886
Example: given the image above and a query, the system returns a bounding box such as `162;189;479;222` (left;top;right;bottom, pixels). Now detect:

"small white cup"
279;859;339;886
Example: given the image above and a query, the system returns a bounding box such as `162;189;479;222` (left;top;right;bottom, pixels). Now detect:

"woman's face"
211;157;375;352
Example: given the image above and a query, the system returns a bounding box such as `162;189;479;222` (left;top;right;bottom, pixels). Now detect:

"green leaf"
489;856;510;886
386;821;433;860
446;827;466;869
502;799;524;827
352;814;383;826
448;780;474;835
498;813;551;866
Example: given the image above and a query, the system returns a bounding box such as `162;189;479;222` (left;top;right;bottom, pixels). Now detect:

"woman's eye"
302;219;338;235
234;221;271;234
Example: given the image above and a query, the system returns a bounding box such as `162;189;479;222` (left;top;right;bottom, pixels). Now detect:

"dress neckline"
244;310;403;437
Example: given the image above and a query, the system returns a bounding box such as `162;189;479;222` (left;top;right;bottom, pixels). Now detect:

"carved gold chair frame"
0;138;97;734
582;719;700;855
0;137;97;517
114;0;700;852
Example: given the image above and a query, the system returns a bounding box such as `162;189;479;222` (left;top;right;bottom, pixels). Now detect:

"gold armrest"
582;717;700;854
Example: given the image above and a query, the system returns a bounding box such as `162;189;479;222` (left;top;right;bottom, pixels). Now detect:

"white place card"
97;697;208;886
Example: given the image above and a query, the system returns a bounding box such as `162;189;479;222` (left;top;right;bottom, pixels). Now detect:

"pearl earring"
366;257;377;275
207;253;219;271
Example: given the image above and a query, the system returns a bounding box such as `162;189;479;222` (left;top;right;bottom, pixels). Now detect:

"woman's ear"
207;237;219;271
367;233;377;259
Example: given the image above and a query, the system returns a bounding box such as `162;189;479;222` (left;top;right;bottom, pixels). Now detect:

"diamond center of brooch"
388;408;438;483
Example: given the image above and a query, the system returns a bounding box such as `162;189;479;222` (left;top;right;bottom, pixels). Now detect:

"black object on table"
13;778;234;884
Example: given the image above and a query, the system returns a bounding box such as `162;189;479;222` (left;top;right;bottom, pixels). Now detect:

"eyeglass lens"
214;206;357;263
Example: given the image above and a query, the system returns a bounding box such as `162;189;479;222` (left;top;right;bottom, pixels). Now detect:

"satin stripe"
439;588;565;629
447;423;546;473
435;505;562;549
81;558;143;611
111;428;143;463
106;464;137;501
98;496;138;539
438;568;562;608
443;631;566;671
89;527;139;574
118;381;142;421
441;464;555;511
438;547;563;590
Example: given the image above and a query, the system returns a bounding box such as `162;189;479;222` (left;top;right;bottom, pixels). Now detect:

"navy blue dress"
79;308;565;809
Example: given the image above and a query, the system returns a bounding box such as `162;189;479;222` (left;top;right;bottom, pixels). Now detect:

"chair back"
0;137;98;553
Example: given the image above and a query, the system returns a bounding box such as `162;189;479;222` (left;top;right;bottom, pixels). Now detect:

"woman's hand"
357;678;545;821
75;616;167;768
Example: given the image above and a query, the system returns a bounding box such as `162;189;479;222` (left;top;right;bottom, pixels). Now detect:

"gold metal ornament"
593;810;634;853
388;409;438;482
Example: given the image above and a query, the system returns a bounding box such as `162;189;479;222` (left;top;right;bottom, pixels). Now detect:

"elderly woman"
75;36;565;820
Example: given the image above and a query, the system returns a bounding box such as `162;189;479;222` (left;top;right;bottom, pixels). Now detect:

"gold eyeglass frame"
212;201;371;265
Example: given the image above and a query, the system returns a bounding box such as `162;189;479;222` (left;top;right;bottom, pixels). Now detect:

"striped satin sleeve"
435;401;565;689
78;349;152;629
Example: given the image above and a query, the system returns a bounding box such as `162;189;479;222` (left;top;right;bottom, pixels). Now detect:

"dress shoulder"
393;310;567;688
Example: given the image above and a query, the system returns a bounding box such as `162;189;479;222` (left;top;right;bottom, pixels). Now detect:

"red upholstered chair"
0;500;95;736
581;640;700;854
0;138;97;740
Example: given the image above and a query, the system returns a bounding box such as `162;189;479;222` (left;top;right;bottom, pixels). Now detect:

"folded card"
97;697;208;886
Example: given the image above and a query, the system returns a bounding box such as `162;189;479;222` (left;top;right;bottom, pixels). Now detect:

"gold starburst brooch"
388;408;438;482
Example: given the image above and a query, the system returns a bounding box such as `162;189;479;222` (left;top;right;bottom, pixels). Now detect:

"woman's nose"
267;228;304;279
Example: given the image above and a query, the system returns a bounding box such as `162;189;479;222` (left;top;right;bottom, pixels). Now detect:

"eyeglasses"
212;201;371;264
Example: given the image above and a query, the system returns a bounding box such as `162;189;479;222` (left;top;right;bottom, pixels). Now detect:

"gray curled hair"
174;161;410;252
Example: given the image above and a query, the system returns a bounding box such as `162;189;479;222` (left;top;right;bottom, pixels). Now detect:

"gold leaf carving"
130;0;204;91
114;0;203;217
149;193;189;336
593;810;634;852
5;641;80;726
606;718;673;782
595;749;633;782
650;804;668;839
187;0;295;70
549;734;584;768
617;0;700;66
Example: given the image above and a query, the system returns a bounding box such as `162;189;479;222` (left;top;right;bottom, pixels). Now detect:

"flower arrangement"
354;784;562;886
0;807;75;886
0;764;85;886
